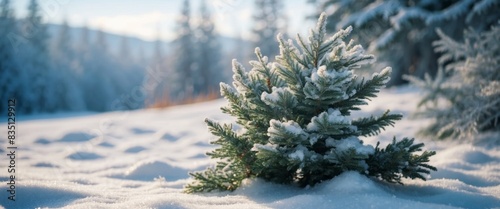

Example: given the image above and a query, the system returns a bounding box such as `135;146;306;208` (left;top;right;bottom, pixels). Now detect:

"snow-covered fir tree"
405;24;500;140
311;0;500;86
251;0;286;60
185;13;436;193
195;0;224;94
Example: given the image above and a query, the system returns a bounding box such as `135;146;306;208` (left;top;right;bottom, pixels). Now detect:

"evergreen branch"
185;119;257;193
367;138;437;184
335;67;391;111
251;47;279;91
185;163;247;193
345;54;375;69
296;33;315;66
356;67;391;99
231;59;252;94
353;110;403;137
205;119;253;159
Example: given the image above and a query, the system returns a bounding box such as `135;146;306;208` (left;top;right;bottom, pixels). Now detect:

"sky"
11;0;316;42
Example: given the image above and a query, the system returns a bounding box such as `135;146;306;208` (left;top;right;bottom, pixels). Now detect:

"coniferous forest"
1;0;234;114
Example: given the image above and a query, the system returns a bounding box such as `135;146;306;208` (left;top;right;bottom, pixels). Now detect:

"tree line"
0;0;288;115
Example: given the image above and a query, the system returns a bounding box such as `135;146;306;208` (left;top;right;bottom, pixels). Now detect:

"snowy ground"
1;86;499;209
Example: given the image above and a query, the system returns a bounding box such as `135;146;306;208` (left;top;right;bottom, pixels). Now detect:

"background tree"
195;0;224;94
22;0;55;113
171;0;197;99
405;24;500;140
75;24;91;72
82;28;116;111
310;0;500;86
115;36;145;110
251;0;286;60
0;0;22;114
51;19;86;111
0;1;159;114
145;31;169;105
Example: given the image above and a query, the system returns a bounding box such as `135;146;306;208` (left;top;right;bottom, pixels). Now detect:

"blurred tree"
406;24;500;140
310;0;500;86
22;0;56;113
81;28;116;111
0;0;23;114
251;0;286;60
145;31;169;105
195;0;224;94
171;0;197;99
51;19;86;111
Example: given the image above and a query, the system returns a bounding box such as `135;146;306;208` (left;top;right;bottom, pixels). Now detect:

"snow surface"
1;86;499;209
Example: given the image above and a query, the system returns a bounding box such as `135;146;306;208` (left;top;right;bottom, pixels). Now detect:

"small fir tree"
185;13;436;193
405;24;500;140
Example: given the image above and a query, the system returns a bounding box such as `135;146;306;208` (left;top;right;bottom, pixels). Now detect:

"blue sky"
12;0;316;41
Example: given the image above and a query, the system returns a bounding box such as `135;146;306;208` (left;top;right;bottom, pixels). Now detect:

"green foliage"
185;13;436;193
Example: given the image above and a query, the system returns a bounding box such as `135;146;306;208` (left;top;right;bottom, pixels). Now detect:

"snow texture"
261;87;294;107
372;67;392;84
333;136;375;156
307;108;351;131
0;87;499;208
